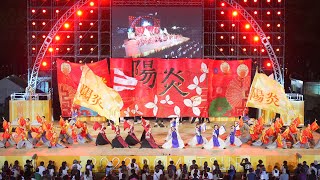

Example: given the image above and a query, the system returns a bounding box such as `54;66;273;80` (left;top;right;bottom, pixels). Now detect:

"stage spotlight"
32;22;36;26
42;61;48;67
243;36;247;39
42;22;46;26
277;36;281;40
56;10;59;13
221;2;225;6
232;11;238;17
220;23;224;27
253;36;259;42
243;48;247;52
90;2;95;6
221;11;225;15
67;35;70;39
77;10;83;16
267;11;271;15
64;23;70;29
31;9;36;13
232;23;235;27
48;47;53;52
277;11;281;15
277;24;281;27
245;24;250;29
55;36;60;41
32;35;36;38
267;24;270;27
42;9;46;13
254;11;258;15
267;62;271;67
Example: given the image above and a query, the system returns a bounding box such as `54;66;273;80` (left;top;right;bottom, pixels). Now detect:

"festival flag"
246;72;296;122
310;120;319;131
73;65;123;124
123;120;130;131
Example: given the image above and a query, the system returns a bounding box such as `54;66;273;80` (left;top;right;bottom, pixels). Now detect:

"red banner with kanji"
57;59;111;117
57;58;251;118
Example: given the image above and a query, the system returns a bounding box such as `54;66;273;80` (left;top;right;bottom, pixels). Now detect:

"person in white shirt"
72;160;82;176
272;166;280;179
260;167;269;180
176;164;182;179
153;167;163;180
38;161;46;176
127;158;139;176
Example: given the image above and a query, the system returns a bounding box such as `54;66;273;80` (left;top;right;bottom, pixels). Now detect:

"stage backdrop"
57;58;252;118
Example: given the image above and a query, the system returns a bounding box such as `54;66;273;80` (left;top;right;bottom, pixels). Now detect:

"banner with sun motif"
208;60;252;117
246;72;296;120
57;59;111;117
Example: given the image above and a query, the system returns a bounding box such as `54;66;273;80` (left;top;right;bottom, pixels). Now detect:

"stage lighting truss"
27;0;285;93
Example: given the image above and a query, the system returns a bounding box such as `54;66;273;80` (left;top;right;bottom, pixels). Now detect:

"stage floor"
1;120;319;157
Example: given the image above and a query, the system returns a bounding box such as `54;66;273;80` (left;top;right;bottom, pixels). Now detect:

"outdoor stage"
0;120;319;172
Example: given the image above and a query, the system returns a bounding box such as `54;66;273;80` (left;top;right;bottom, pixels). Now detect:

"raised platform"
0;121;319;172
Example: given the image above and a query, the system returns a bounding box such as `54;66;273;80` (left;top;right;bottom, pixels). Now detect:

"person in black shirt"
167;160;177;175
128;169;139;180
240;158;252;178
155;160;165;172
190;160;198;172
24;160;34;179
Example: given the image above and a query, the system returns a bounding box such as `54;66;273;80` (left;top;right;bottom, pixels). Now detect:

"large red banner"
57;58;251;118
56;59;111;117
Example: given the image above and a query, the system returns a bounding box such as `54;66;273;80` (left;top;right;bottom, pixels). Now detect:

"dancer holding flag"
124;120;140;146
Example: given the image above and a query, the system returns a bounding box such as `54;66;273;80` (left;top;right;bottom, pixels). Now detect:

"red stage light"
232;23;235;27
254;0;257;2
266;62;271;67
48;47;53;52
32;47;36;51
56;48;59;51
254;36;259;42
42;35;46;38
42;22;46;26
278;0;281;2
220;36;224;39
277;11;281;15
244;0;247;2
90;2;95;6
42;61;48;67
219;48;223;52
267;24;270;27
243;36;247;39
32;22;36;26
243;48;247;52
254;11;258;15
67;48;70;51
277;36;281;39
90;22;94;26
55;36;60;41
32;9;36;13
221;11;225;15
231;36;235;39
32;35;36;38
42;9;46;13
254;48;257;52
79;22;83;26
220;23;224;27
231;48;234;51
245;24;250;29
267;11;271;15
261;49;265;52
80;48;83;51
277;24;281;27
90;35;94;38
56;10;59;13
79;35;83;39
267;0;271;2
90;48;94;51
64;23;70;29
276;48;280;52
221;2;225;6
77;10;83;16
90;10;94;13
232;11;238;17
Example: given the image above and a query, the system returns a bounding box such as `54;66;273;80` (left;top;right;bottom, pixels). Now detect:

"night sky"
0;0;319;80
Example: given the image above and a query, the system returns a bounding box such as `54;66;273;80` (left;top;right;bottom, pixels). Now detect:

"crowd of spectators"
1;158;320;180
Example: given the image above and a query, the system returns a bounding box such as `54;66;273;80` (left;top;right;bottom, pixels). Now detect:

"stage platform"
0;121;319;172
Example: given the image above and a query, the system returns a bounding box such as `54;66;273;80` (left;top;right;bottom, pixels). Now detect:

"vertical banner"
208;60;252;117
57;59;111;117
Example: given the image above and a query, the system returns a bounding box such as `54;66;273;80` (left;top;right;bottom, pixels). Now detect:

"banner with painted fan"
57;59;111;117
208;60;252;117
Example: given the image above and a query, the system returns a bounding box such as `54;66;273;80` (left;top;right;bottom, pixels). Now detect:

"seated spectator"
129;169;139;180
153;167;163;180
59;161;69;178
247;168;256;180
167;160;177;175
38;161;46;176
279;169;289;180
260;166;269;180
24;159;33;179
47;160;55;177
272;166;280;179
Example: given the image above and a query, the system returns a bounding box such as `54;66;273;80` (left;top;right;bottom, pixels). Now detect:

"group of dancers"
1;115;320;149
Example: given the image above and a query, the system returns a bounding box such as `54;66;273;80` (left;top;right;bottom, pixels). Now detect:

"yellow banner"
246;72;296;121
73;65;123;124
